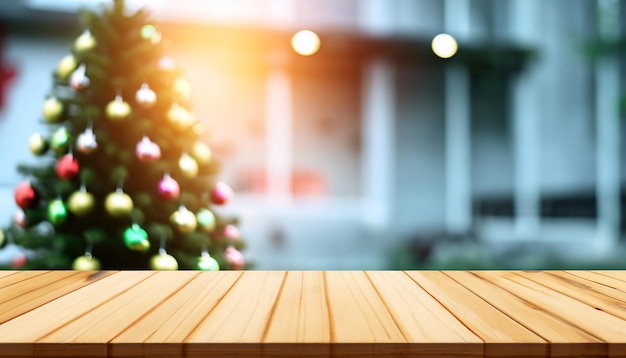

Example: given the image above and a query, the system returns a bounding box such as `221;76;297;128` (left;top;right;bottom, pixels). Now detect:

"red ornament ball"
14;181;37;209
158;174;180;200
210;181;234;205
56;154;80;179
11;254;27;268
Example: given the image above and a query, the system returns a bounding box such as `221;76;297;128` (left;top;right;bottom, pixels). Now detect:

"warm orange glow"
291;30;320;56
431;33;458;59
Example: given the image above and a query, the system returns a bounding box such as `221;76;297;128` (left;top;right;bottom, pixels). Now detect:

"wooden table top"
0;270;624;357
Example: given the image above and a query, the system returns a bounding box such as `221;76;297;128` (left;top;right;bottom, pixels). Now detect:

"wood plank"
110;271;242;358
35;271;199;357
185;271;286;358
363;271;481;358
0;271;50;304
518;271;626;320
0;271;78;306
475;271;626;357
0;270;19;280
406;271;546;358
445;271;605;357
0;271;153;357
591;270;626;283
567;270;626;293
262;271;330;357
0;271;115;325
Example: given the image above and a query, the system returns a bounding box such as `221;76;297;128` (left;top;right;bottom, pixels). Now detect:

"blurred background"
0;0;625;269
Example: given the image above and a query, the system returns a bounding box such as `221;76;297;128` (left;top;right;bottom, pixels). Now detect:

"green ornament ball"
150;252;178;270
196;209;216;232
141;24;161;43
48;199;67;226
197;253;219;271
72;254;101;270
51;127;70;154
123;224;150;252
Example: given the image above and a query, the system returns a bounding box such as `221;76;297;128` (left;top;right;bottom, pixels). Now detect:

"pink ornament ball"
225;246;244;270
136;136;161;162
76;128;98;154
223;224;241;240
158;174;180;200
14;209;27;228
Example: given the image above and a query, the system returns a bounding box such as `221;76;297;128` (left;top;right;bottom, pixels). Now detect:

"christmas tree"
1;0;246;270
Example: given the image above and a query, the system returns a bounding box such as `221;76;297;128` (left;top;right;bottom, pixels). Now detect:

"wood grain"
111;271;242;358
567;270;626;293
475;271;626;357
446;271;606;357
0;271;152;357
0;270;115;325
263;271;330;356
518;271;626;320
406;271;546;358
185;270;286;358
0;270;623;357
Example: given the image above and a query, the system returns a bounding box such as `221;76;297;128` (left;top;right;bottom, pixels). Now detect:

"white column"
265;69;292;204
268;0;295;29
358;0;395;230
444;0;472;234
509;0;541;240
595;0;621;250
358;0;395;35
361;59;395;230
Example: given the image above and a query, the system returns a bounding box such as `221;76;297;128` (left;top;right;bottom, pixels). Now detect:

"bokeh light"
431;33;458;59
291;30;321;56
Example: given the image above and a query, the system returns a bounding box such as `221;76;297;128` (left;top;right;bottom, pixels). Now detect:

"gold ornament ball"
179;153;198;179
106;97;132;121
72;255;101;270
105;191;133;217
0;230;4;247
192;122;205;136
167;103;194;130
150;253;178;270
170;207;197;233
174;77;192;102
43;98;64;123
68;190;95;216
28;133;49;156
57;55;78;80
192;141;211;164
74;30;96;52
